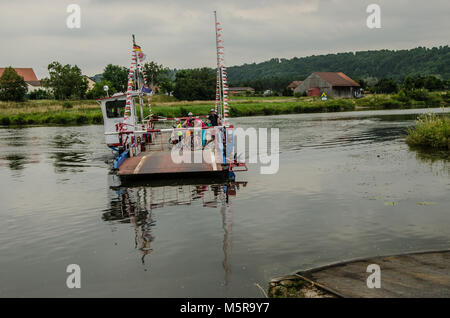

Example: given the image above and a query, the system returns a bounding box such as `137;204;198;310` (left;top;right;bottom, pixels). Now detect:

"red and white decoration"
215;15;229;119
123;49;137;123
123;46;153;125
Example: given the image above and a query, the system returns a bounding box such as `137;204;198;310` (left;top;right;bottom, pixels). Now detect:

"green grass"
229;95;295;101
406;113;450;150
0;99;101;126
0;108;103;126
227;99;355;117
150;94;178;103
152;99;355;118
355;91;447;109
0;97;356;126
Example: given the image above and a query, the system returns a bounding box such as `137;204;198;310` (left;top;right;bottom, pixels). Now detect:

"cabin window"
105;100;126;118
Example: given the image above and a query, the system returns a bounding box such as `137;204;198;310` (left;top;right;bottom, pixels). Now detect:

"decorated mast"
214;11;229;123
124;35;153;125
123;37;137;128
214;11;222;115
133;35;145;123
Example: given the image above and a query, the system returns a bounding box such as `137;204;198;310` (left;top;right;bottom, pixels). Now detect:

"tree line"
1;45;448;102
356;75;448;94
227;46;450;87
0;62;216;102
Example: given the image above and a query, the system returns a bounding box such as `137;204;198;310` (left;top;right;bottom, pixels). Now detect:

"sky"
0;0;449;79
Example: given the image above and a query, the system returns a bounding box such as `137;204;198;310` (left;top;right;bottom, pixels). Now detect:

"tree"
0;67;28;101
41;62;88;99
29;88;53;100
373;78;398;94
402;75;444;91
282;86;293;96
445;79;450;90
424;75;444;91
86;80;116;99
102;64;128;93
413;76;425;89
356;79;368;90
173;68;215;101
402;76;415;90
143;61;174;94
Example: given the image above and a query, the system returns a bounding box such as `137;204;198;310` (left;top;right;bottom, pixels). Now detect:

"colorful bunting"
215;15;229;119
123;48;137;122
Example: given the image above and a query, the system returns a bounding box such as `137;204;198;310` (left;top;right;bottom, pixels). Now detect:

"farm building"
228;87;255;95
0;67;42;92
287;80;303;91
293;72;360;98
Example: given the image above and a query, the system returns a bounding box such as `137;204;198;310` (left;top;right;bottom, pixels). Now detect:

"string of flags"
134;44;153;118
123;48;137;124
215;68;220;113
123;43;152;124
134;44;147;62
215;19;229;118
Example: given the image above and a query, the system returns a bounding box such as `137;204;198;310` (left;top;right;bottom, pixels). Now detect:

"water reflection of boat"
102;177;247;283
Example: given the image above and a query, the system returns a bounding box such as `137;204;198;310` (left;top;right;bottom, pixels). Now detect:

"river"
0;107;449;297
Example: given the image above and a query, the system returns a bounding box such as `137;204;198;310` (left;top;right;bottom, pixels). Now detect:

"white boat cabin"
98;93;137;147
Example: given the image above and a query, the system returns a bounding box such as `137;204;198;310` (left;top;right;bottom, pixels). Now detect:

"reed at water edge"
406;113;450;150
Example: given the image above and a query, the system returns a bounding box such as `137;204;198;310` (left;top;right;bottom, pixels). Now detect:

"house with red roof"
0;67;42;92
293;72;360;98
287;80;303;91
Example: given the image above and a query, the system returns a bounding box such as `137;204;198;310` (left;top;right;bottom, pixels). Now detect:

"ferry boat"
99;14;246;178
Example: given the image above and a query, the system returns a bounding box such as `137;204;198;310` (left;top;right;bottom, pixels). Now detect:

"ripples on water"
0;108;449;297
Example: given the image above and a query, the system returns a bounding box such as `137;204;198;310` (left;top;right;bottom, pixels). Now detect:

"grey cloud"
0;0;448;78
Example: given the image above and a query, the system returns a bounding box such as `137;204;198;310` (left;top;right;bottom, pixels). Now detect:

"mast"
133;35;145;122
124;36;137;127
214;12;228;123
214;11;223;117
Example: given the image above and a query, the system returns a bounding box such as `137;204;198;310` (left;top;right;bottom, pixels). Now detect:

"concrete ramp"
269;250;450;298
297;250;450;298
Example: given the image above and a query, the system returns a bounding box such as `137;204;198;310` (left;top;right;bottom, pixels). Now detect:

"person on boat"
207;109;221;127
182;112;196;127
174;118;183;143
182;112;206;149
182;112;206;128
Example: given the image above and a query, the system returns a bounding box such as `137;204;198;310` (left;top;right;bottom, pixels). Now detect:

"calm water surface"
0;108;449;297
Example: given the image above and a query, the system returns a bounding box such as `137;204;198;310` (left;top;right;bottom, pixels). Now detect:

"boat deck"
117;132;225;177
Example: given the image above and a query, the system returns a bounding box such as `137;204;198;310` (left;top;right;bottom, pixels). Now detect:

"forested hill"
227;46;450;85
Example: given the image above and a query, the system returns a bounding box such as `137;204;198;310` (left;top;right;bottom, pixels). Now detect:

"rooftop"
0;67;39;82
314;72;360;87
288;81;303;89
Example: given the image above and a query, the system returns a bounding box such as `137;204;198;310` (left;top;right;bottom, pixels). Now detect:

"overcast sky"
1;0;449;79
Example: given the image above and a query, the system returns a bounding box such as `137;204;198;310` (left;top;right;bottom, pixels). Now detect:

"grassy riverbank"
0;99;355;125
406;113;450;150
355;91;448;109
0;92;448;126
